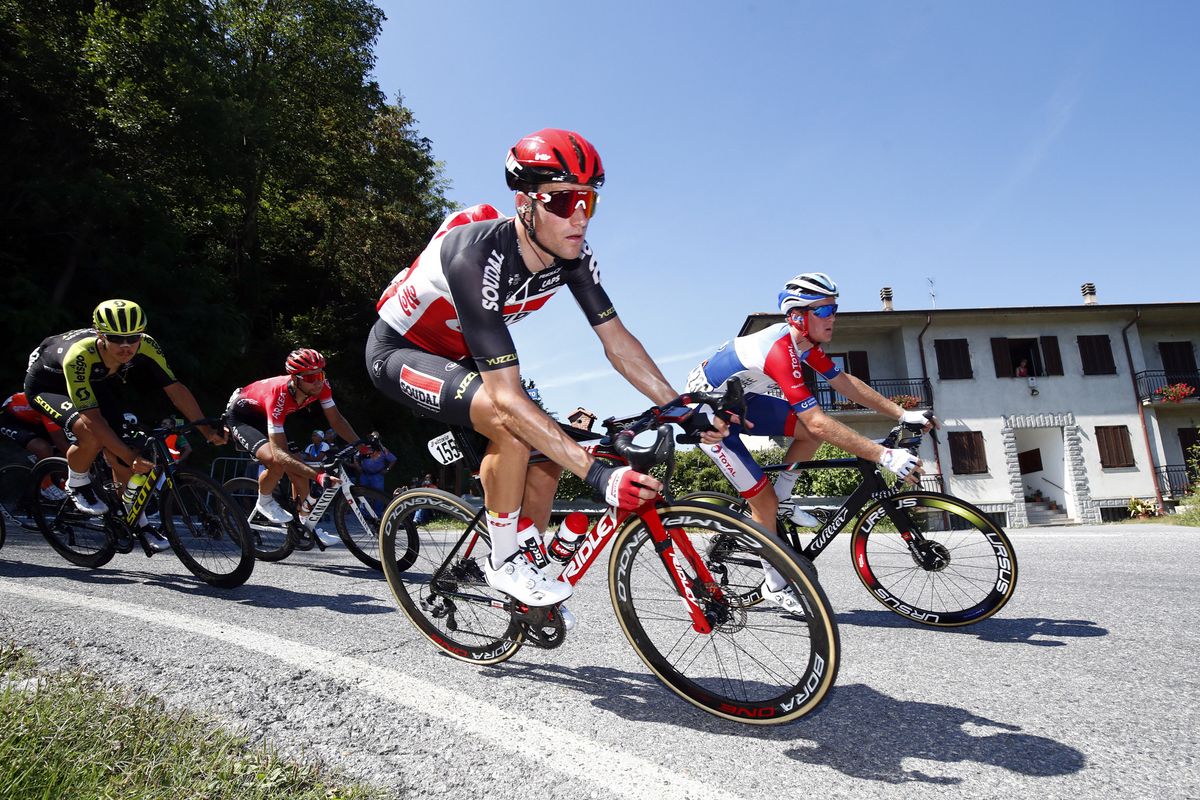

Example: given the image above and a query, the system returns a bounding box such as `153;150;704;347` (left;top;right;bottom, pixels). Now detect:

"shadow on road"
837;609;1108;646
477;662;1084;784
0;558;143;587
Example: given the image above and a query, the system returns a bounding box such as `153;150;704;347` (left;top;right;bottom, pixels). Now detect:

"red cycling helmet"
505;128;605;191
285;348;326;374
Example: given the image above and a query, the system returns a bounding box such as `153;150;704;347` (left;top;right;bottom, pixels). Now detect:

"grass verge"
1;642;383;800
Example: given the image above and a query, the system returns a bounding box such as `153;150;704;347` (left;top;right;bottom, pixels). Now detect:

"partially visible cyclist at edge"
2;390;72;464
686;272;939;607
366;128;728;614
224;349;366;542
23;300;226;546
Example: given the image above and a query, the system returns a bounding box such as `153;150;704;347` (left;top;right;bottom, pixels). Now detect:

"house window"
934;339;973;380
989;337;1064;378
1078;335;1117;376
948;431;988;474
1095;425;1135;468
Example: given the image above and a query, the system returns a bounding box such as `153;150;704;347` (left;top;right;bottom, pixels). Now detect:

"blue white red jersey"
688;323;842;412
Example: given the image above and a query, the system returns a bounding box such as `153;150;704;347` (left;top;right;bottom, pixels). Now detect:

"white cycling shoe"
484;557;572;607
762;585;808;616
778;500;820;527
66;482;109;516
313;527;341;547
40;484;69;502
253;495;293;524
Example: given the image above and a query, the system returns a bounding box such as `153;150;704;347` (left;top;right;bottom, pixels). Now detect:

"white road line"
0;580;746;800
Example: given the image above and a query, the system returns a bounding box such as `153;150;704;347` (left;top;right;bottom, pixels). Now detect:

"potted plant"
1127;497;1157;518
1154;382;1196;403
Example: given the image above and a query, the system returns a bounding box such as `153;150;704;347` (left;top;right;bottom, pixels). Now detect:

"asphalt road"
2;521;1197;800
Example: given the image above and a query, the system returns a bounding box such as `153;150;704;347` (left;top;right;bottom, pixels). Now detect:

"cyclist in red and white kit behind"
225;349;366;534
688;272;939;609
366;128;728;612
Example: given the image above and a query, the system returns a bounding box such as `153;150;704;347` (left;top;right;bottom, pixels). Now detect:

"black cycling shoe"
66;482;109;516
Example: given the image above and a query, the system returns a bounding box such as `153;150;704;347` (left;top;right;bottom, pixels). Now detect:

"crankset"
513;604;567;650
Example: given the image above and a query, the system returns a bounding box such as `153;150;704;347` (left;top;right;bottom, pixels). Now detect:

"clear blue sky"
370;0;1199;420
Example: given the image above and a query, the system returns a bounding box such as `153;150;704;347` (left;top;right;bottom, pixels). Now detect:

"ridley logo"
399;365;443;411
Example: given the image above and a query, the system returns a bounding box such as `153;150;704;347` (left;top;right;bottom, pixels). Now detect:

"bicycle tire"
161;467;255;588
610;502;839;724
379;488;522;664
851;491;1017;626
0;507;6;549
222;476;294;561
332;485;387;570
0;463;38;530
28;457;115;568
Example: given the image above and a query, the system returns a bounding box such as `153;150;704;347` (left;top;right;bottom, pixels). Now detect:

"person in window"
1014;359;1030;378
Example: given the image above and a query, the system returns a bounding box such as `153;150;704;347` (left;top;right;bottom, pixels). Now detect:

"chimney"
1081;282;1098;305
880;287;894;312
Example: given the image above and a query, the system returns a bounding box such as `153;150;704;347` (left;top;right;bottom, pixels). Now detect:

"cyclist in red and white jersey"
367;128;727;609
226;349;365;526
2;391;71;463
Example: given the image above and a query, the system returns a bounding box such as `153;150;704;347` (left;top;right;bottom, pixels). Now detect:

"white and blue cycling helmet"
778;272;839;314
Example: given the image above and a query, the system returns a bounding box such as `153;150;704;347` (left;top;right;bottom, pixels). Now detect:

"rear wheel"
610;503;839;724
29;457;115;568
380;488;521;664
223;476;294;561
162;467;255;588
851;491;1017;626
332;486;388;570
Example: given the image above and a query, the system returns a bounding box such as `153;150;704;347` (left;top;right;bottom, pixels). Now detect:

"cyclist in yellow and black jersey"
24;299;224;518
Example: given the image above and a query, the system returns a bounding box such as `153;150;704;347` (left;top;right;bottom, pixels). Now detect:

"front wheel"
162;467;255;588
332;485;387;570
610;503;839;724
851;491;1017;626
223;476;294;561
29;457;115;568
379;488;521;664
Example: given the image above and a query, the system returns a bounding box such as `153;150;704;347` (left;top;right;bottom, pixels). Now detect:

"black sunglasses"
105;333;144;345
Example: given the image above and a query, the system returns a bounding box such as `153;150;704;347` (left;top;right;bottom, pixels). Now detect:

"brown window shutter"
991;338;1012;378
1096;426;1134;468
1040;336;1063;376
948;431;988;474
847;351;871;383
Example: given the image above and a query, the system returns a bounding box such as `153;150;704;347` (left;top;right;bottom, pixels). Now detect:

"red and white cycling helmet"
505;128;605;191
285;348;326;375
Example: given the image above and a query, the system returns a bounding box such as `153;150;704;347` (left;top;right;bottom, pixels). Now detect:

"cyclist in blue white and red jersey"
688;272;938;609
367;128;727;609
225;348;365;527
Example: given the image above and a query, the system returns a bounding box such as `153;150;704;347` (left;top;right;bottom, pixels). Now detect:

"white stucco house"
737;284;1199;528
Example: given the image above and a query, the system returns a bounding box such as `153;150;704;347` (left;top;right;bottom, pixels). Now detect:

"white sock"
67;469;91;488
486;508;521;569
774;470;800;502
761;561;787;593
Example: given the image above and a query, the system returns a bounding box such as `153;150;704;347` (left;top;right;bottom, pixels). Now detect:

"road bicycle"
679;420;1018;627
379;386;840;725
223;439;387;569
28;419;255;588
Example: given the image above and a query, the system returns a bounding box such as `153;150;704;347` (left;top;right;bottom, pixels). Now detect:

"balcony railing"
817;378;933;413
1154;465;1196;498
1135;370;1200;403
918;474;945;493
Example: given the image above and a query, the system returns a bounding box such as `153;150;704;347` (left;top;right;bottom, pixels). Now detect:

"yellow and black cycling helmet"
93;299;148;336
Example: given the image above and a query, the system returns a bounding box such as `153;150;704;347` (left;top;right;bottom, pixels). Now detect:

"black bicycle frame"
761;457;920;561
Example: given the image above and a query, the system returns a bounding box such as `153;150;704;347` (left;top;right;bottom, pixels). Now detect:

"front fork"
640;505;721;635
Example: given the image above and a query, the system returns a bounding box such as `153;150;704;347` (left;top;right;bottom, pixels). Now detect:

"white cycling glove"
898;410;930;427
879;448;921;479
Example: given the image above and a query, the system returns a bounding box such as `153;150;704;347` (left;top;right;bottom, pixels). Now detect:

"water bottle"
122;472;149;511
544;512;589;564
517;517;549;568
